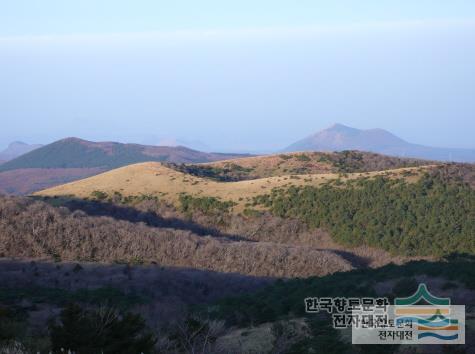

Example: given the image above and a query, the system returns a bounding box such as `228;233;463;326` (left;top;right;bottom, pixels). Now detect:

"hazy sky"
1;1;474;152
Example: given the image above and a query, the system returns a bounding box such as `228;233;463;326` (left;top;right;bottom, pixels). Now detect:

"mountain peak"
285;123;406;153
284;124;475;162
324;123;361;135
327;123;356;131
0;141;43;162
60;137;88;143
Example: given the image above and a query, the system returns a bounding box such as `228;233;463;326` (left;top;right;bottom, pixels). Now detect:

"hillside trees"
253;173;475;256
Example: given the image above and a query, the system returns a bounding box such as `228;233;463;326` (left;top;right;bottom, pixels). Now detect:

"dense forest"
253;167;475;256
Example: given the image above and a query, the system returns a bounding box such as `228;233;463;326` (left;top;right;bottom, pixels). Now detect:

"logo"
351;283;465;345
394;283;462;343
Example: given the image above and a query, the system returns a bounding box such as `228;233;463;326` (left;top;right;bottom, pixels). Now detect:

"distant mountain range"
0;137;249;172
284;124;475;162
0;141;43;163
1;127;474;195
0;137;250;195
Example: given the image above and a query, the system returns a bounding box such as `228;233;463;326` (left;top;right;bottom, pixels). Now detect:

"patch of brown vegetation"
0;195;353;278
200;150;433;177
201;152;334;178
428;162;475;189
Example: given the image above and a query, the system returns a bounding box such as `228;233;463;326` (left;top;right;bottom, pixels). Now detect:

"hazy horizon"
1;1;474;152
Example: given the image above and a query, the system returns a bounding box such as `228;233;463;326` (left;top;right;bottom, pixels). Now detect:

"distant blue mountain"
0;141;43;163
284;124;475;163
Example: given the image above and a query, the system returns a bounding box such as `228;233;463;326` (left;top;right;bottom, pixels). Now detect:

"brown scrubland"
0;195;353;278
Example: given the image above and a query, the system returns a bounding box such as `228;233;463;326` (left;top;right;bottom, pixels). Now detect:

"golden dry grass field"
35;154;436;211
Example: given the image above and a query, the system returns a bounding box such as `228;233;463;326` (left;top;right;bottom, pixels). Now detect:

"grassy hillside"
0;137;249;172
35;161;432;211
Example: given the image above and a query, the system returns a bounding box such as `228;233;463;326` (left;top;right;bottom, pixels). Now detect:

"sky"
1;1;474;152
